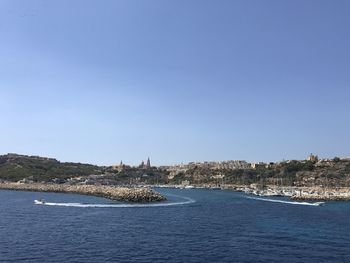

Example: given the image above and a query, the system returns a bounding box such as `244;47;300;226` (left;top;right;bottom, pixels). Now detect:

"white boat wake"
247;196;325;206
34;195;195;208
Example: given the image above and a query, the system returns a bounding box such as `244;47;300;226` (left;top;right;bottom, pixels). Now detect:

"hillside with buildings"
161;155;350;188
1;153;350;190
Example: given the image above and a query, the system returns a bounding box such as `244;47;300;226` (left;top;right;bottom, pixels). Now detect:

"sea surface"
0;188;349;263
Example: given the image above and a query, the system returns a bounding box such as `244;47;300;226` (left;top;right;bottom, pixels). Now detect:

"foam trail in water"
247;196;324;206
34;195;195;208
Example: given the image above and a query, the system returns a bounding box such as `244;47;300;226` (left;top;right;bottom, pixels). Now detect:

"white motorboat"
34;199;46;204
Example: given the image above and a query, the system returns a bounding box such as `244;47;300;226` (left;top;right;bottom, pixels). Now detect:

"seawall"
0;182;166;202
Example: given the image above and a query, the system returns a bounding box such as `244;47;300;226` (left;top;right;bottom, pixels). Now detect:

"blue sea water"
0;188;349;263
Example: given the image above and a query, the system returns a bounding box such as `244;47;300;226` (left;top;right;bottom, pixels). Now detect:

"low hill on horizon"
0;153;102;182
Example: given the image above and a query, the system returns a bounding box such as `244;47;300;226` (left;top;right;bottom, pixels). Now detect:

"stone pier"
0;182;166;202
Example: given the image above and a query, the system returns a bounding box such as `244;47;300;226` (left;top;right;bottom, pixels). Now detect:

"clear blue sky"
0;0;349;166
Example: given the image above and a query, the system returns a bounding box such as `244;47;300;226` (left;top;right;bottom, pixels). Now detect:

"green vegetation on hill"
0;154;102;182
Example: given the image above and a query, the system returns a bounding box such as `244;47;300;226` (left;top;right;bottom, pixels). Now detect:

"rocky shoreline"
290;187;350;201
2;181;349;202
0;182;166;203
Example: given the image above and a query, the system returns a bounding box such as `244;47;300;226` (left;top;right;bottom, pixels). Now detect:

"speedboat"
34;199;46;204
314;202;325;206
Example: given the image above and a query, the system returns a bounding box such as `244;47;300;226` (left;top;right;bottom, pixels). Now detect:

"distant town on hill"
1;153;350;188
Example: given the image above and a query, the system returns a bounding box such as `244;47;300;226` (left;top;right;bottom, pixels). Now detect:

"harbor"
152;183;350;201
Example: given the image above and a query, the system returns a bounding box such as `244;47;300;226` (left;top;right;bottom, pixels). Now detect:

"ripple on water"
0;189;350;263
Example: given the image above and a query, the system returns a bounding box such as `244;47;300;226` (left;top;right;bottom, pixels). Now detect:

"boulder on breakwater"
0;182;166;202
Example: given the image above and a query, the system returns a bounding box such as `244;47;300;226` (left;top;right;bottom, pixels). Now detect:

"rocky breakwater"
291;187;350;201
0;182;166;202
225;184;350;201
